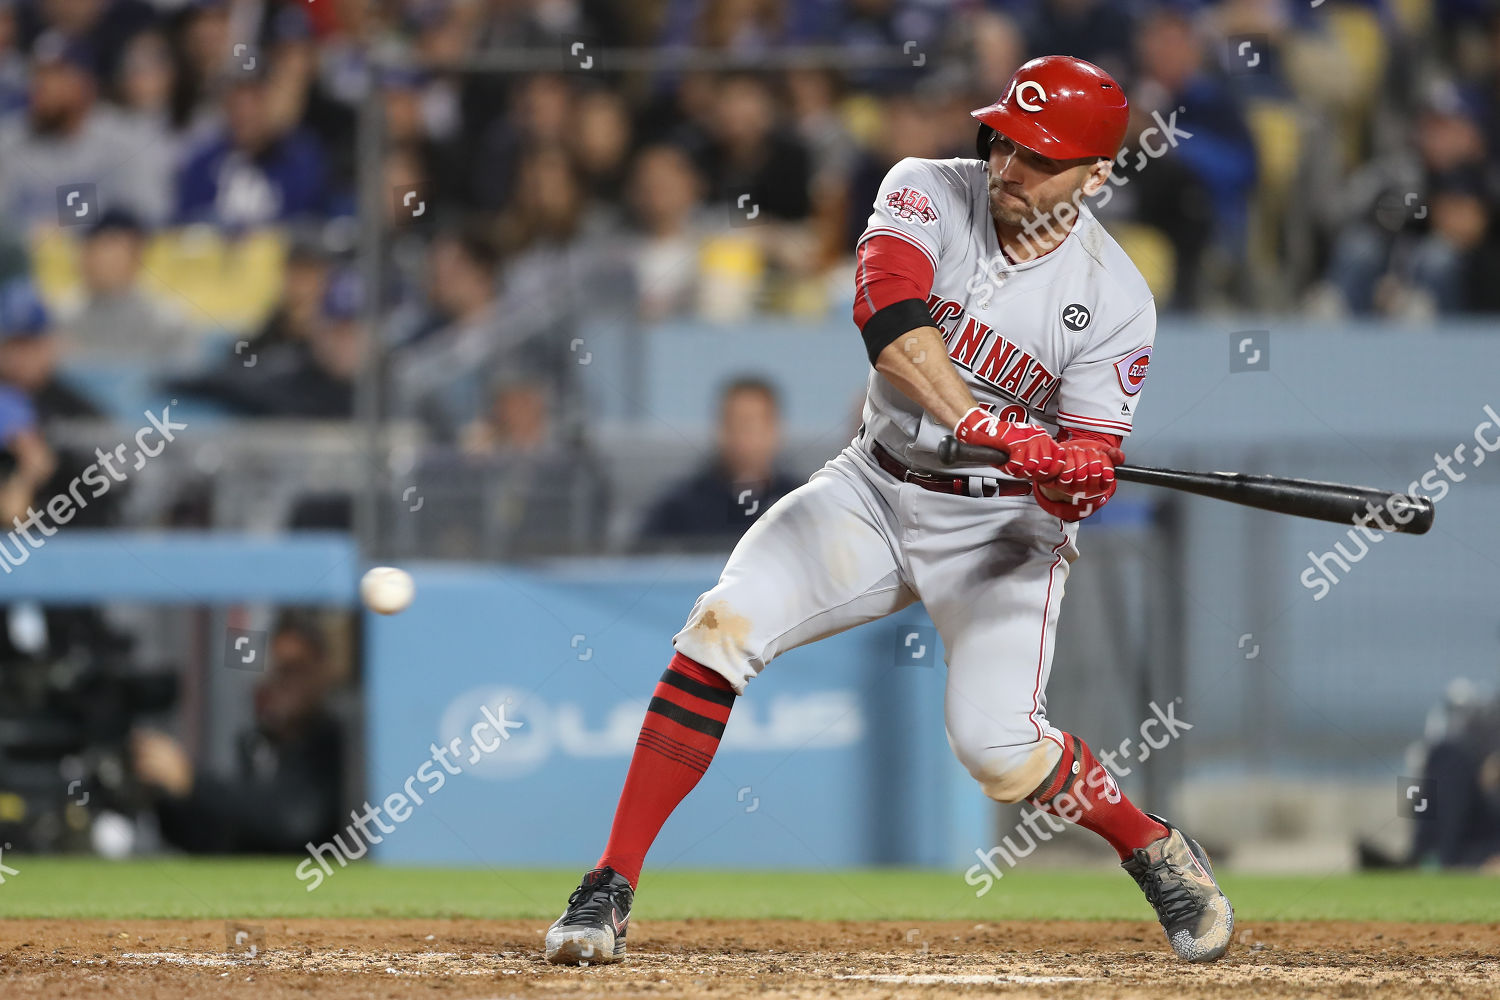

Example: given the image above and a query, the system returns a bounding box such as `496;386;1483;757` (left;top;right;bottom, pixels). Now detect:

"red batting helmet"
971;55;1129;162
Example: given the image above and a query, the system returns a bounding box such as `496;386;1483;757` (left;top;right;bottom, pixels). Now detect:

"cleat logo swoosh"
611;908;629;934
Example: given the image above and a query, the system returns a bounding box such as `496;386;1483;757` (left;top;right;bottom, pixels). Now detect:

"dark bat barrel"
1115;466;1434;535
935;436;1434;535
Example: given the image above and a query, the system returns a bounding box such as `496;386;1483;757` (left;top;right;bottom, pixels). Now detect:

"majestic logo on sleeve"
1008;78;1049;113
1114;347;1152;396
885;186;938;225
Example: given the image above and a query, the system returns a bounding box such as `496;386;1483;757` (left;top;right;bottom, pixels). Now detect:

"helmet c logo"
1010;79;1049;113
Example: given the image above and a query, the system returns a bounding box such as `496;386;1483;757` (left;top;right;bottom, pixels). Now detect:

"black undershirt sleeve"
860;298;936;366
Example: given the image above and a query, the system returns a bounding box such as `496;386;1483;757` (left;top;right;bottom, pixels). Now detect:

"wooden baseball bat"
936;436;1435;535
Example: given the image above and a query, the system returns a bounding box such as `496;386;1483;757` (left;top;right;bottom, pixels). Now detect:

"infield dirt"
2;918;1497;999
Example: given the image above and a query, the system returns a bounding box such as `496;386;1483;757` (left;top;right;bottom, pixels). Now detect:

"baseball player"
546;56;1233;965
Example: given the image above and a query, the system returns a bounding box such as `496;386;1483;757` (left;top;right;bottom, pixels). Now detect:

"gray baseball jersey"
858;157;1154;477
674;156;1157;796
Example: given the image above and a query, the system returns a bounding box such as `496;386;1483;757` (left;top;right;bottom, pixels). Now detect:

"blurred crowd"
0;0;1497;551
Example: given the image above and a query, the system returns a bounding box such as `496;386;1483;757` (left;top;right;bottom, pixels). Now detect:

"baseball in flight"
360;566;415;615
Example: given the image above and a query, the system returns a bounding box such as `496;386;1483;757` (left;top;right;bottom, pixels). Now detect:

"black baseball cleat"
1122;814;1234;963
544;867;634;965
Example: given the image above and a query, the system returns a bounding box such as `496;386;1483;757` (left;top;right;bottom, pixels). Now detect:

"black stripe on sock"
647;695;727;738
636;728;713;767
636;740;711;779
660;668;737;708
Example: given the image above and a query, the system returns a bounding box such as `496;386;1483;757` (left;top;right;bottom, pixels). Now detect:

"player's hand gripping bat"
936;436;1435;535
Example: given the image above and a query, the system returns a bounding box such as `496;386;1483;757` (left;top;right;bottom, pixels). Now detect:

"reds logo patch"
1114;346;1151;396
885;186;938;225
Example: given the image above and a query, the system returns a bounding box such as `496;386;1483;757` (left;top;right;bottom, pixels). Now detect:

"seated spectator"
175;74;330;228
1410;687;1500;870
167;0;235;141
392;226;553;440
12;0;156;86
471;73;575;214
406;375;604;559
818;0;947;92
301;268;365;412
637;376;800;551
0;282;54;527
684;73;812;223
0;32;171;230
672;0;793;51
1320;87;1495;316
1019;0;1133;84
1476;9;1500;164
785;68;855;190
164;232;331;406
57;209;191;361
381;69;465;224
0;277;97;421
495;145;629;362
0;380;50;530
844;93;950;252
113;30;180;162
625;144;708;322
495;144;596;257
0;1;26;115
570;88;634;206
1405;171;1500;314
168;266;363;417
259;236;333;350
0;277;121;527
1128;9;1256;308
130;612;349;854
461;376;557;459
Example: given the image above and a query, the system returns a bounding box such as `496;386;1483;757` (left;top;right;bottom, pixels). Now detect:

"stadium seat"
141;227;287;332
1104;223;1176;304
31;227;288;336
1327;6;1389;166
1245;101;1304;303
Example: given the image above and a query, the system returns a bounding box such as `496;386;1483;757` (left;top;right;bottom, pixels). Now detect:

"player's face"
986;134;1096;229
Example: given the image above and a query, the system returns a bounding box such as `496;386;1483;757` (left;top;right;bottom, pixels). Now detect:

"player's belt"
871;442;1032;498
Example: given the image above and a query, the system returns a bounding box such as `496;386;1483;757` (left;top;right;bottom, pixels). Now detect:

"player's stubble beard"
986;171;1088;259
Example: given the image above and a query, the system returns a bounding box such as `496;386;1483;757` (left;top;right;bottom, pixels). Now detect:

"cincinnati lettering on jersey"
885;186;938;224
925;293;1060;409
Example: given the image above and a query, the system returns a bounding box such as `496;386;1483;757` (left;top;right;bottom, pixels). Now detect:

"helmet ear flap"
975;123;994;161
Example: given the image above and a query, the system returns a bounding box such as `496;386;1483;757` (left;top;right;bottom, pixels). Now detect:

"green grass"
1;859;1496;923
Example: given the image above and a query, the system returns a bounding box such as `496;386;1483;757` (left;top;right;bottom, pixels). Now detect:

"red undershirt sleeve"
853;234;938;364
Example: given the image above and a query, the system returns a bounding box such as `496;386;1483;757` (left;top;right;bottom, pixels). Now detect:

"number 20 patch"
1114;346;1151;395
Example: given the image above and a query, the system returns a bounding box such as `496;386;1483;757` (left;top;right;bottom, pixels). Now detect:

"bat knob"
937;436;960;466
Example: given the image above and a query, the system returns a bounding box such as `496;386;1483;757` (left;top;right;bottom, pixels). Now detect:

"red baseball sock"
597;652;736;888
1027;733;1168;860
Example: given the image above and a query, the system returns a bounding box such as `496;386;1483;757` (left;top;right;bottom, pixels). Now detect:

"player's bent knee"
956;739;1062;804
673;597;762;694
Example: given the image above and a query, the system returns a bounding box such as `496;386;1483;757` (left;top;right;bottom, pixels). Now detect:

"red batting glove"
1054;439;1123;496
1033;439;1124;521
954;406;1065;481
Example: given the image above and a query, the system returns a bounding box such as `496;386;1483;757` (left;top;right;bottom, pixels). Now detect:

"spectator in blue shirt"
175;74;329;228
1129;8;1257;307
637;377;801;552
